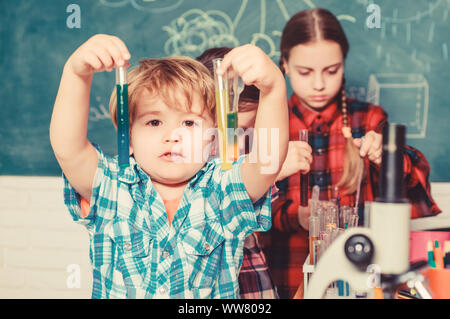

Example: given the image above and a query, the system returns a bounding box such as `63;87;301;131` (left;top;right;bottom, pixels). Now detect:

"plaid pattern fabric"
63;144;271;299
238;233;278;299
238;181;279;299
259;94;441;299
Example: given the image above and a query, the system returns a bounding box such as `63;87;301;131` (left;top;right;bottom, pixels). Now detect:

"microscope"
305;124;432;299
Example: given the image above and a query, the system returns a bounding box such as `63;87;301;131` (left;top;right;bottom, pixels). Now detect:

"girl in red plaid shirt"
258;8;442;299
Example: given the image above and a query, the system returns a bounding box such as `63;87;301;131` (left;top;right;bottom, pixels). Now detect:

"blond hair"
109;56;215;128
336;84;366;195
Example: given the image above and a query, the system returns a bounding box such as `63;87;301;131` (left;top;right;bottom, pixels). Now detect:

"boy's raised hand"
51;34;130;202
217;44;285;94
67;34;131;77
218;44;288;203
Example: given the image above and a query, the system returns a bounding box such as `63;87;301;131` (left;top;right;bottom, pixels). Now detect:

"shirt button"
158;287;166;294
162;251;170;259
124;243;132;251
204;243;211;252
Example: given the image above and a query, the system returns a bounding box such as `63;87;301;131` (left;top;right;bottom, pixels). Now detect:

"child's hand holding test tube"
116;66;129;167
275;140;312;182
353;131;382;165
50;34;131;201
215;44;289;202
66;34;130;77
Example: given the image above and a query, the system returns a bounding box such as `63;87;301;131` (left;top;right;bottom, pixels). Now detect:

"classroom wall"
0;176;92;298
0;176;449;298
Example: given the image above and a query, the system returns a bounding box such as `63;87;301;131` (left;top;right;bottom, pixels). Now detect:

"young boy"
49;34;288;298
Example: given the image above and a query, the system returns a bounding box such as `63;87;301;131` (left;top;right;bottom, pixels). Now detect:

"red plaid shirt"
238;186;280;299
258;94;442;299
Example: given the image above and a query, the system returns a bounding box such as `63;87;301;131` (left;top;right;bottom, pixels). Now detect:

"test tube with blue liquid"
116;66;129;167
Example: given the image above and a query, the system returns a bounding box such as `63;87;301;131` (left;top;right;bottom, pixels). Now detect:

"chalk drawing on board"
381;0;443;24
443;43;448;61
162;0;355;59
276;0;290;20
347;86;366;101
367;0;449;73
131;0;183;13
99;0;129;7
337;15;356;23
99;0;183;13
366;74;429;139
89;96;111;122
163;8;239;57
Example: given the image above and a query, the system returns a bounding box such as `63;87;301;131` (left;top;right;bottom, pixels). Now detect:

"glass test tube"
116;66;129;167
316;206;325;234
313;240;323;264
348;214;359;228
346;206;359;228
309;216;320;265
310;185;320;216
299;129;309;207
341;206;352;229
213;58;238;170
325;204;338;230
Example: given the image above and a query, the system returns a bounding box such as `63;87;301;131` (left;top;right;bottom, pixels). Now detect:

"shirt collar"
289;94;339;127
117;155;145;184
117;154;213;190
187;160;214;189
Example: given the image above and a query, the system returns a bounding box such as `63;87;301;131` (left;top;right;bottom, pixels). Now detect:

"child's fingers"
368;146;382;163
360;134;374;157
353;138;362;148
364;132;382;157
218;45;250;75
217;49;236;75
109;36;131;60
298;141;312;153
298;161;311;173
93;46;114;72
239;67;259;86
368;153;380;163
227;56;253;83
88;35;130;70
297;146;313;164
290;141;312;162
104;39;127;68
84;50;104;72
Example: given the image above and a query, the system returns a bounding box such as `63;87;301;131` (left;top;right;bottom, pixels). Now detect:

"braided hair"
336;80;365;195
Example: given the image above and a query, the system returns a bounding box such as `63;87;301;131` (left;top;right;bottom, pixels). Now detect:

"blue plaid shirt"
63;145;271;299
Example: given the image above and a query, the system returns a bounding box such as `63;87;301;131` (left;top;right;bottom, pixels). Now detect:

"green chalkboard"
1;0;449;180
